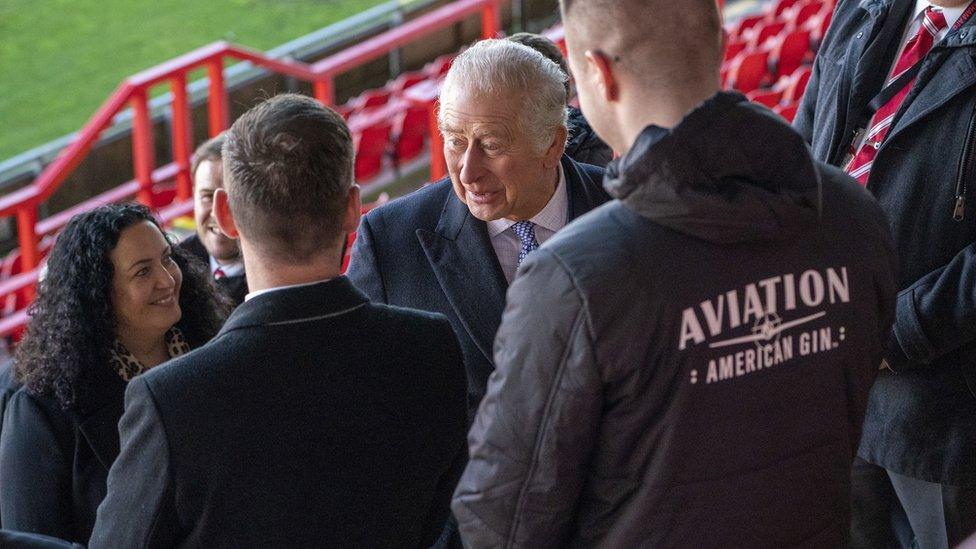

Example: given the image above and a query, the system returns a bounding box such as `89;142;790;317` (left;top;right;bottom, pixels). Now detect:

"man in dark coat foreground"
89;94;468;548
452;0;899;546
794;0;976;544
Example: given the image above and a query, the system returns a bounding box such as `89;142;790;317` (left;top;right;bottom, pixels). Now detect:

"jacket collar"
417;155;605;364
73;370;126;472
858;0;976;45
604;92;821;244
219;276;368;334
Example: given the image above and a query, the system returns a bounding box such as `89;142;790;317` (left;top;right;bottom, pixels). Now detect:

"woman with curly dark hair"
0;203;227;542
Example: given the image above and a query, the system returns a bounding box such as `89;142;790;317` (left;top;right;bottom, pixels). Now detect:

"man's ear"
212;188;240;240
341;184;362;235
585;50;619;103
544;125;569;169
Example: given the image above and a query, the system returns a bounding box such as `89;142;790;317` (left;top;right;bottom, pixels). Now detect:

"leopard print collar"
110;326;190;382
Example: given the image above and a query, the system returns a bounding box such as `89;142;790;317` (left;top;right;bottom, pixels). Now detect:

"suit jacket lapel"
563;155;607;221
76;378;125;471
830;0;913;163
887;48;976;143
417;192;507;365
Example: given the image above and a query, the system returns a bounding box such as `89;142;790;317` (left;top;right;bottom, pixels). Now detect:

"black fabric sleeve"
0;391;73;539
792;49;823;145
89;377;179;549
420;320;468;547
884;241;976;372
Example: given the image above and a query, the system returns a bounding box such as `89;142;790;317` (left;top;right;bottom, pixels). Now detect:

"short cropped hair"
440;39;568;153
506;33;571;98
190;134;225;183
222;93;354;262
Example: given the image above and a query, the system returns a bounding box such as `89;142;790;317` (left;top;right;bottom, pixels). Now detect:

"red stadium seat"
724;38;749;62
749;21;788;48
351;88;393;112
351;112;394;182
772;0;804;18
774;102;799;122
391;70;428;93
727;49;772;93
731;14;767;41
771;28;813;78
816;6;834;40
424;53;456;78
793;1;827;29
393;102;428;165
782;65;813;103
747;88;784;108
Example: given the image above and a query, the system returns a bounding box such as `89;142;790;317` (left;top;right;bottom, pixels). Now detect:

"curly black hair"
14;203;229;411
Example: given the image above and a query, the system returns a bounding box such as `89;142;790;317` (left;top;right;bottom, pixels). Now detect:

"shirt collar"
486;163;567;237
245;278;332;302
209;255;245;278
914;0;972;29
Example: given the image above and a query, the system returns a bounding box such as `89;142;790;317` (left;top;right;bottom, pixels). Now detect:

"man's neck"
505;165;560;222
213;255;242;267
240;240;342;294
616;84;719;155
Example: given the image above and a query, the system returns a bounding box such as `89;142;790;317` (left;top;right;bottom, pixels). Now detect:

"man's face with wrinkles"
440;88;558;222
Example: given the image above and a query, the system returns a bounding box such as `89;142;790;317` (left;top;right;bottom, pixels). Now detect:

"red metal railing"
0;0;501;337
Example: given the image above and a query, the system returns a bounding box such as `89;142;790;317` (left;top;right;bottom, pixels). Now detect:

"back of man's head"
560;0;723;94
222;94;353;263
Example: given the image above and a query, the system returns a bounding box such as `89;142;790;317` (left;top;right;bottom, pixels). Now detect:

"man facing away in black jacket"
452;0;899;546
89;94;468;548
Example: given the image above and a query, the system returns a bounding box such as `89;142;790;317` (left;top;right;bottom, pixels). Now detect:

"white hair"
439;39;568;153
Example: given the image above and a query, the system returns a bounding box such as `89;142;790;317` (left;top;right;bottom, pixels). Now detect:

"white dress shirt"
209;256;245;279
245;279;331;302
849;0;973;154
486;165;568;283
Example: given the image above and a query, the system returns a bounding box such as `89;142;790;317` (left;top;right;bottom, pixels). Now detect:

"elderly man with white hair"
347;39;609;425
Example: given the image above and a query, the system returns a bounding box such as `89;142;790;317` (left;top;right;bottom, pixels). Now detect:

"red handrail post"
207;58;228;137
16;207;39;273
481;0;501;39
428;100;447;180
314;78;335;107
131;89;156;206
171;72;193;203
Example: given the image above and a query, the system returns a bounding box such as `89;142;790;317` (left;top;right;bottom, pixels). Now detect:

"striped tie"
845;7;947;185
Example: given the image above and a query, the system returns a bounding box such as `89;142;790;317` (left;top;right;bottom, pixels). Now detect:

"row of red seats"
339;53;455;181
723;0;834;121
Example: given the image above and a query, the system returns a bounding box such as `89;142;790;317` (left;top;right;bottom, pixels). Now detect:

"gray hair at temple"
439;39;568;153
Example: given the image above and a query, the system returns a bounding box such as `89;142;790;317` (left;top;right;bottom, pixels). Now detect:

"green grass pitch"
0;0;392;163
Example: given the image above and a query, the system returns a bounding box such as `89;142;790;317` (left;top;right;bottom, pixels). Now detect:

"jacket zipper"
954;105;976;221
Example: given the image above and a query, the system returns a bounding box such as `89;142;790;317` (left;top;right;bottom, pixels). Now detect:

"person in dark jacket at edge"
0;352;17;525
794;0;976;545
452;0;899;547
177;134;248;307
507;32;614;167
